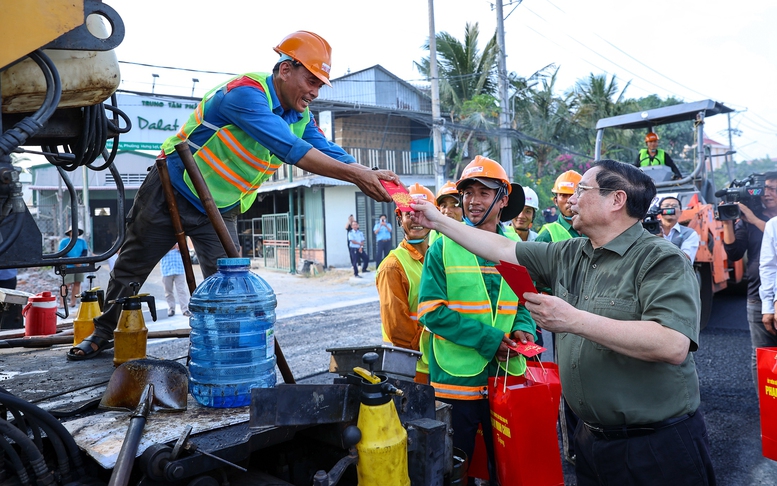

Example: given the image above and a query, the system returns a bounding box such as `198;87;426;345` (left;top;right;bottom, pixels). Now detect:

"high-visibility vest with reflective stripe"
379;245;430;374
537;221;572;242
161;72;309;213
433;235;526;378
638;148;666;167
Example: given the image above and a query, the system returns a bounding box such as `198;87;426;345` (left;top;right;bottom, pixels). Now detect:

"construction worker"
69;31;399;360
536;170;583;242
505;186;539;241
436;181;463;222
376;183;437;384
635;132;683;179
418;156;537;481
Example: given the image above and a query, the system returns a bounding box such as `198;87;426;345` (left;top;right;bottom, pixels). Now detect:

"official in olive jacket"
69;31;399;360
418;156;537;481
410;159;714;486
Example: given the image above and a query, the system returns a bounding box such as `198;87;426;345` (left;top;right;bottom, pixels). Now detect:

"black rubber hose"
0;391;86;477
0;419;46;485
15;414;71;483
6;406;43;453
0;434;31;485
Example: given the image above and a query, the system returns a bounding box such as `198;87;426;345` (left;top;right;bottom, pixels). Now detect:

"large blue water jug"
188;257;277;408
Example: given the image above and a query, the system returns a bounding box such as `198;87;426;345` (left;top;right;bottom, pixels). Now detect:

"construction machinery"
0;0;129;291
594;100;744;329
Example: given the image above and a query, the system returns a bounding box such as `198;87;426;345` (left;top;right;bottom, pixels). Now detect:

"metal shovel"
108;384;153;486
99;358;189;412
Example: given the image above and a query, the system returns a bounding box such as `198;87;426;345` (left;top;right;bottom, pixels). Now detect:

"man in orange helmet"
436;181;464;222
376;183;437;384
71;31;399;360
635;132;682;179
419;156;536;482
536;170;583;242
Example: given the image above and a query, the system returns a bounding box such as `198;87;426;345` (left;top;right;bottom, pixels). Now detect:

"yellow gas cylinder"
353;356;410;486
73;277;104;346
112;283;156;367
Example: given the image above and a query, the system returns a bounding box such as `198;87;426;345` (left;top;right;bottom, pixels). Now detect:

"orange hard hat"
396;183;437;217
457;156;525;222
274;31;333;87
552;170;582;195
645;132;659;142
456;156;511;194
436;181;460;204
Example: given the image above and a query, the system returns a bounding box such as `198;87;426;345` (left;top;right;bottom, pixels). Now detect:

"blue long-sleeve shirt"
166;74;355;212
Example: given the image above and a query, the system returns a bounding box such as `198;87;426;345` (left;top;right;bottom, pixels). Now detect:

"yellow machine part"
0;1;84;70
355;400;410;486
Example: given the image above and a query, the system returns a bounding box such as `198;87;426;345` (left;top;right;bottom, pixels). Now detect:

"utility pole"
428;0;446;191
726;112;735;181
495;0;513;180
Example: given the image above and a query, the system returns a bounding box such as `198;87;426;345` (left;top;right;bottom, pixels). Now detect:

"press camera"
715;173;766;221
642;207;676;235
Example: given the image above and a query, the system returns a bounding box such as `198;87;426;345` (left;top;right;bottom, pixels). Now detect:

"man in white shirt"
759;216;777;335
658;196;699;263
347;221;369;277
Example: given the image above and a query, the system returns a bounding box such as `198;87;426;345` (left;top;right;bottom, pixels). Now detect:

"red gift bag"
487;360;564;486
757;347;777;460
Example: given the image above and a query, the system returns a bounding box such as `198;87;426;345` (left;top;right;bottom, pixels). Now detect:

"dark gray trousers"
92;165;239;339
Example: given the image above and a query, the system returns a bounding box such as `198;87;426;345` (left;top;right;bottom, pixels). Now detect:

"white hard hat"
522;187;539;211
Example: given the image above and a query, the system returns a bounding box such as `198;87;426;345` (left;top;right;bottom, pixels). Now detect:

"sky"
106;0;777;164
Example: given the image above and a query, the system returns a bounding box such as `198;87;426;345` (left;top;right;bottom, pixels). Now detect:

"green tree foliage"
416;23;501;179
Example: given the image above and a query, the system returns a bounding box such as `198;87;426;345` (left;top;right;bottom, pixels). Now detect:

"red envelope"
380;180;413;212
506;341;546;358
496;261;538;297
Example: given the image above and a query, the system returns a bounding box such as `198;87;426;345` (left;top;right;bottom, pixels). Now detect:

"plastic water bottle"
188;258;277;408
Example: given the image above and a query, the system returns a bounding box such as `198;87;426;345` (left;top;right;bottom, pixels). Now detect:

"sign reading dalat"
106;93;199;151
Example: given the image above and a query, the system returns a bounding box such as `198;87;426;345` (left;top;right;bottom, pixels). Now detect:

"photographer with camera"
722;172;777;391
658;197;699;263
373;213;393;266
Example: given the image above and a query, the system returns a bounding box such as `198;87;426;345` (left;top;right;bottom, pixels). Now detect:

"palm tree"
512;68;578;178
416;22;501;178
570;73;636;159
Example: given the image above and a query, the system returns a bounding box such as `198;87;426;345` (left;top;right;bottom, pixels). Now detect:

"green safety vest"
379;245;430;374
434;235;526;378
161;72;309;213
639;148;666;167
537;221;573;242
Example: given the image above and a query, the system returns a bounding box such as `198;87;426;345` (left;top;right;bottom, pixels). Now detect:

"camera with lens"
642;206;677;235
715;173;766;221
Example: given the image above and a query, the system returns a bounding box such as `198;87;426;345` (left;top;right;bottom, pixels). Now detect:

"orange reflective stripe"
418;299;447;318
479;266;500;274
447;300;490;314
198;147;257;193
431;382;487;400
217;128;281;173
174;104;205;142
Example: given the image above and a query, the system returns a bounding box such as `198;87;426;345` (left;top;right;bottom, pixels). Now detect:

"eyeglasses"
765;185;777;194
573;184;620;198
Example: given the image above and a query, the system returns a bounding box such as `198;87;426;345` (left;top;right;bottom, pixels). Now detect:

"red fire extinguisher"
22;291;57;336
